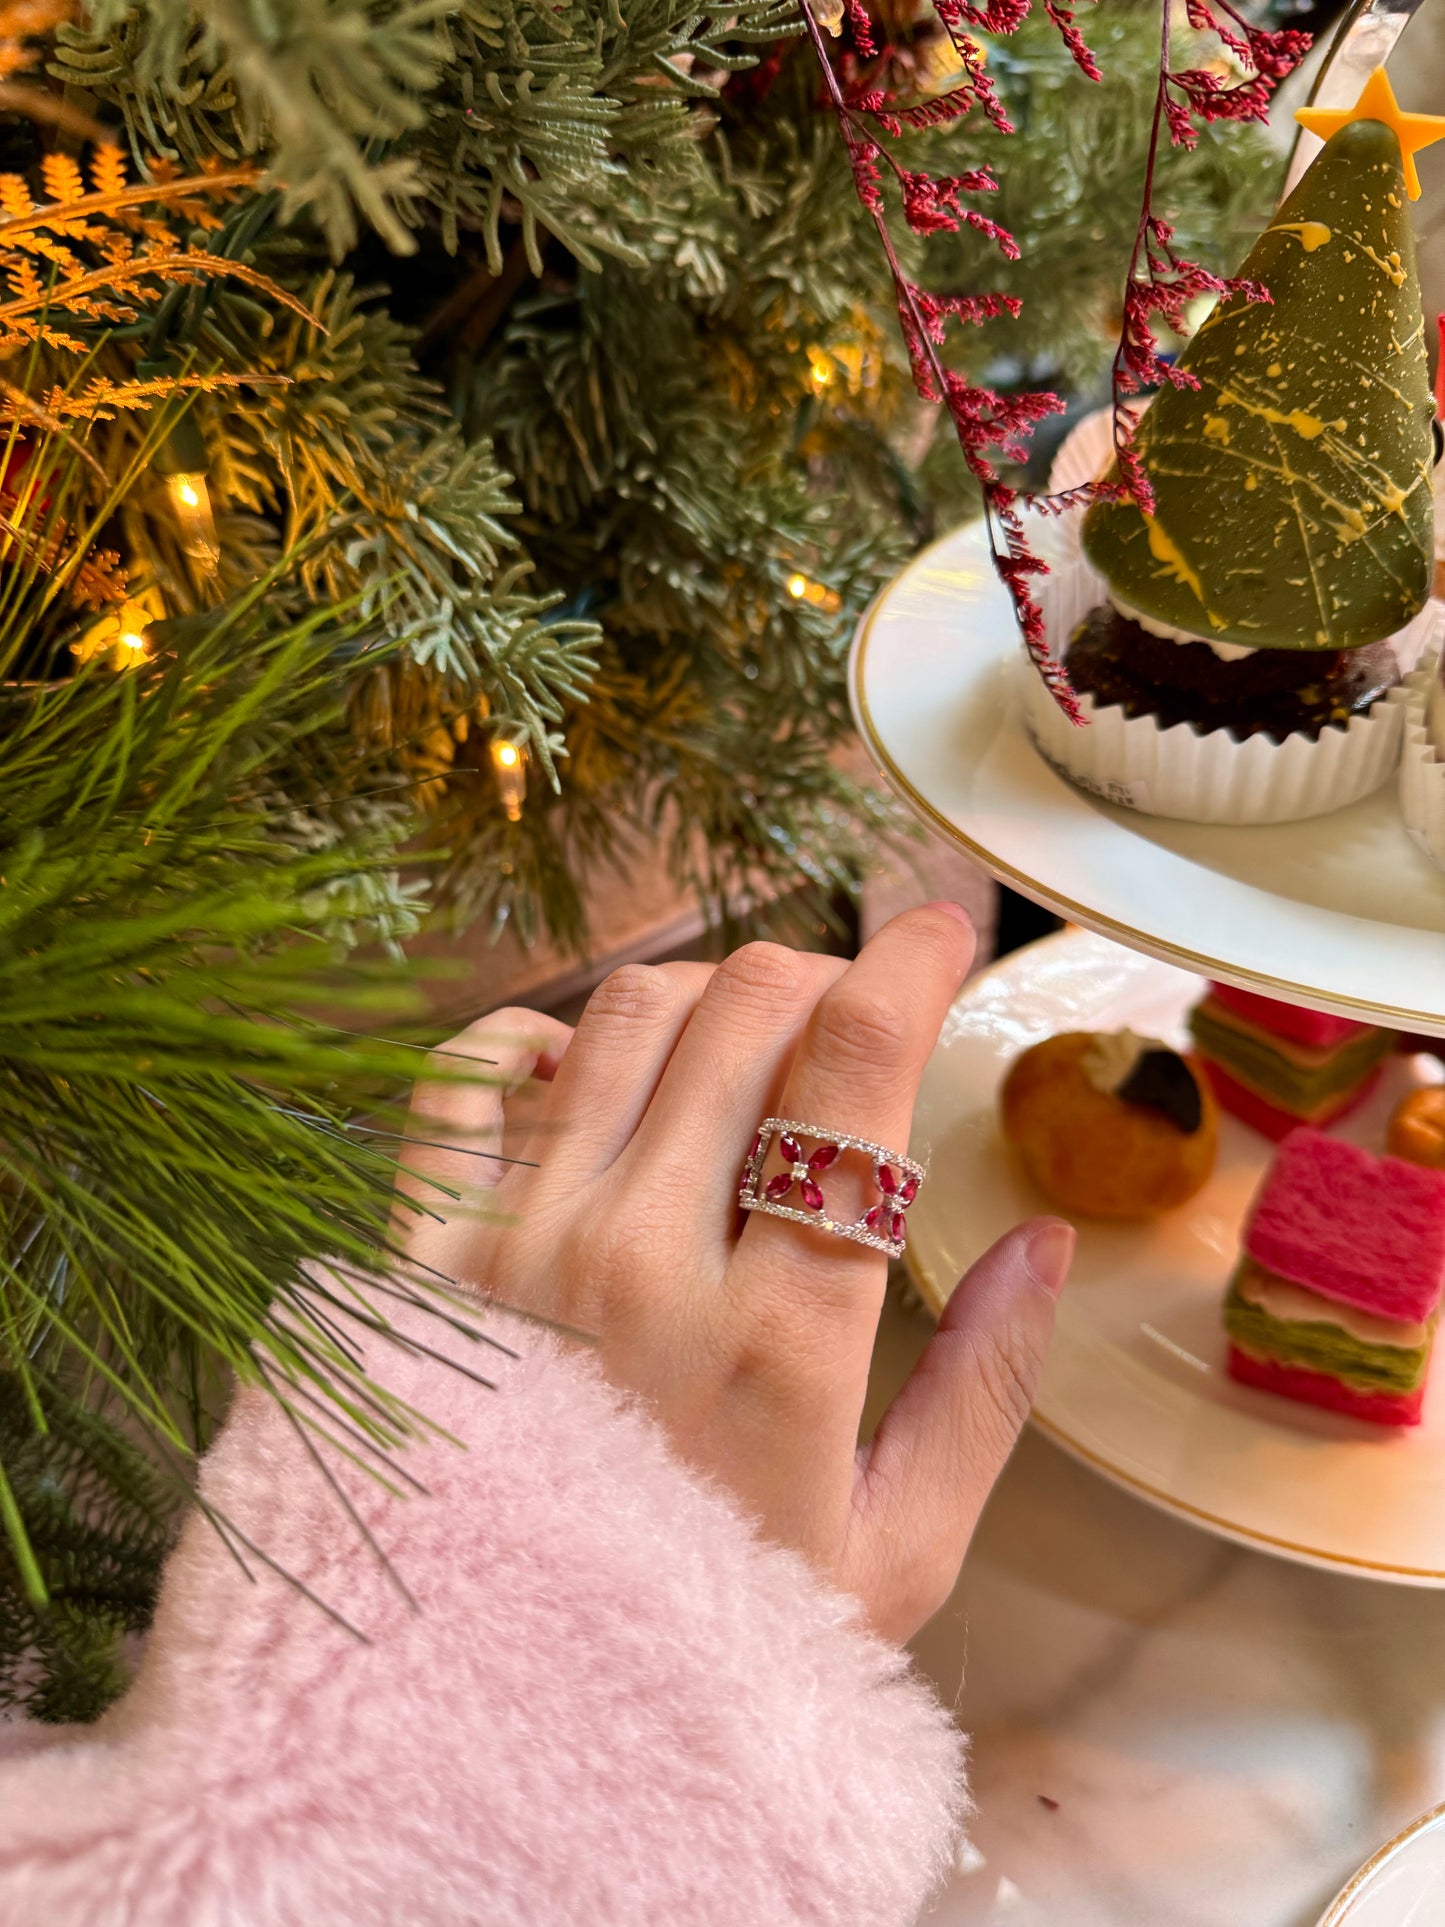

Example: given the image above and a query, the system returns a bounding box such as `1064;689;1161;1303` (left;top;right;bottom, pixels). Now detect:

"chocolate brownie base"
1065;605;1399;744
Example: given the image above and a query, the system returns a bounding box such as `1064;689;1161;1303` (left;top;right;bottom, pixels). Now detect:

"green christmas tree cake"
1085;115;1433;652
1024;77;1445;827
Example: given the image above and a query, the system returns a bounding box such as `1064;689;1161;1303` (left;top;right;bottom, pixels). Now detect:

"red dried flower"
803;0;1310;718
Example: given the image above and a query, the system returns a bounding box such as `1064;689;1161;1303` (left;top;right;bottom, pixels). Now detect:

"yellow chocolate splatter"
1143;515;1227;632
1203;414;1231;444
1267;221;1332;252
1376;478;1412;516
1215;386;1344;442
1266;363;1283;377
1359;243;1406;287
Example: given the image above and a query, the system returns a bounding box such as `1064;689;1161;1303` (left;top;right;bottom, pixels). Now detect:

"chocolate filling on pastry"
1065;604;1399;745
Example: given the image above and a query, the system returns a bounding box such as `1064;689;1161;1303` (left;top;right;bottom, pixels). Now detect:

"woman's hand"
392;905;1073;1643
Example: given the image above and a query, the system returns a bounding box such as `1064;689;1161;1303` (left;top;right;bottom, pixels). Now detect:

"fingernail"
925;899;973;928
1023;1217;1075;1296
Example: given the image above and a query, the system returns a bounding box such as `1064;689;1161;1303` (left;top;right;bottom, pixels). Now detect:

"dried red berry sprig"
1106;0;1309;508
1042;0;1103;85
1176;0;1312;139
802;0;1078;713
805;0;1309;718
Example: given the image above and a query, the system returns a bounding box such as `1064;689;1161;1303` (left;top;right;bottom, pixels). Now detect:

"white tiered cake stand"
849;512;1445;1035
851;518;1445;1585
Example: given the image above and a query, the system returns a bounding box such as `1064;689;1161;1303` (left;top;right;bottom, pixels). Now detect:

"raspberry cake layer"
1206;982;1375;1051
1227;1344;1425;1427
1246;1130;1445;1325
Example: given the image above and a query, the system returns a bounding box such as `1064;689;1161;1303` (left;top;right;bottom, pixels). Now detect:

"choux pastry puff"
1000;1030;1218;1219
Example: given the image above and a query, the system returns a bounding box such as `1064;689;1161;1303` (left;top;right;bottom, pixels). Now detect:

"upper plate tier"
849;514;1445;1034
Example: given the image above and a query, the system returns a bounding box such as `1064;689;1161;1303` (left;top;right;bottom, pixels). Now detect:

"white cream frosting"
1109;591;1258;663
1238;1264;1428;1350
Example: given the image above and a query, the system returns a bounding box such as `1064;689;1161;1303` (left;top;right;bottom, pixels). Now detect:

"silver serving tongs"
1281;0;1431;197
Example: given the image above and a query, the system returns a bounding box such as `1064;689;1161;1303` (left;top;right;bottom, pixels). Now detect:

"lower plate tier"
908;930;1445;1584
1318;1801;1445;1926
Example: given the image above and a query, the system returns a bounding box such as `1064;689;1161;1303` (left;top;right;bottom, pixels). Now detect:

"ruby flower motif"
762;1134;840;1212
862;1161;921;1244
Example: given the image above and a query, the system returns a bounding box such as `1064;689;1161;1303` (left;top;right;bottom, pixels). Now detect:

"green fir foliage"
45;0;1279;945
0;423;493;1717
0;0;1279;1716
0;1375;172;1722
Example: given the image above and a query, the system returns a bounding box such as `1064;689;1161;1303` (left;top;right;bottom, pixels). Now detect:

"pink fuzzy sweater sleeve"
0;1286;966;1926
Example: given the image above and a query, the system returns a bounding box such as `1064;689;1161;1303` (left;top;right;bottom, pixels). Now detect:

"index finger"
390;1007;573;1242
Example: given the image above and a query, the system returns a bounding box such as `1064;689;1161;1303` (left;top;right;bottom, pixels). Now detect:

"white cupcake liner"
1022;548;1440;826
1048;403;1146;496
1045;404;1148;564
1399;643;1445;869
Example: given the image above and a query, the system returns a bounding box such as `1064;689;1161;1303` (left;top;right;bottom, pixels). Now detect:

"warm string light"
165;471;220;577
803;337;880;399
489;736;526;822
117;610;148;655
807;0;844;32
137;358;221;578
786;572;842;614
74;591;163;668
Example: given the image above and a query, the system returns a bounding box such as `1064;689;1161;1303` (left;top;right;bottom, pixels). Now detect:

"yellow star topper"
1295;66;1445;201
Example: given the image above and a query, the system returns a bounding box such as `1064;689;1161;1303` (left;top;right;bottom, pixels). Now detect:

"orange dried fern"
0;148;313;354
0;1;69;85
0;2;98;138
0;136;311;616
32;370;280;426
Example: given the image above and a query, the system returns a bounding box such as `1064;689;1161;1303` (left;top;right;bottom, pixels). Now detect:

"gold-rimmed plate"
907;928;1445;1583
849;515;1445;1033
1318;1803;1445;1924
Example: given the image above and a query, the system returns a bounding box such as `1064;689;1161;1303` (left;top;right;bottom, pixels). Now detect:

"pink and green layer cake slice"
1224;1130;1445;1427
1205;984;1373;1051
1189;985;1394;1142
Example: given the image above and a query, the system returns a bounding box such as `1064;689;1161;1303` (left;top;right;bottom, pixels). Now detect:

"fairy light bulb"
166;471;219;576
137;357;221;577
808;351;833;391
490;737;526;822
75;593;159;667
807;0;844;35
115;592;160;663
785;572;842;614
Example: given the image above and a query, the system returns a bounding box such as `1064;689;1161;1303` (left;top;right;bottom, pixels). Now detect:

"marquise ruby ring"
738;1117;926;1259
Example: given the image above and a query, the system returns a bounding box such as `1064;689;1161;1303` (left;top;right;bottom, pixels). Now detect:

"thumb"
849;1217;1073;1641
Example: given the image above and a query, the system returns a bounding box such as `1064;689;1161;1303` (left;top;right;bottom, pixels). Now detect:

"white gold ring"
738;1117;926;1259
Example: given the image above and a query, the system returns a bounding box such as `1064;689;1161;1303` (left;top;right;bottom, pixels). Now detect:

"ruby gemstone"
764;1173;794;1201
899;1175;920;1204
780;1135;802;1165
890;1212;906;1242
876;1163;898;1195
808;1143;840;1171
800;1178;825;1211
